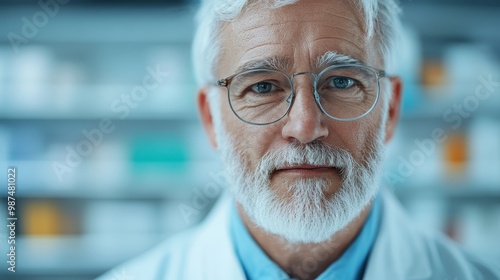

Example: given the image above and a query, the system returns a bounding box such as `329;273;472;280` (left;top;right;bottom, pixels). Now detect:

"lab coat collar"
364;188;433;279
186;189;434;280
184;192;246;279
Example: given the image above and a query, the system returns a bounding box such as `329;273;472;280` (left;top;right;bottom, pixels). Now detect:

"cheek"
221;100;279;167
331;112;382;161
332;122;365;157
242;127;280;167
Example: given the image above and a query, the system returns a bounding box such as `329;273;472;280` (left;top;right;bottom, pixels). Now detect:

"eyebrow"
316;51;364;68
232;52;364;75
234;56;292;74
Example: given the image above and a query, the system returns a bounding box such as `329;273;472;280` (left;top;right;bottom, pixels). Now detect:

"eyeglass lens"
228;66;379;124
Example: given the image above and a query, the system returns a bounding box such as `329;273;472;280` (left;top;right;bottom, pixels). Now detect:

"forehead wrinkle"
235;19;305;34
238;42;284;60
236;16;361;36
234;5;362;34
244;21;364;40
317;24;365;41
243;1;362;28
320;10;364;28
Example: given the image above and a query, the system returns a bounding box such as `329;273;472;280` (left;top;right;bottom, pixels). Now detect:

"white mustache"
257;141;356;176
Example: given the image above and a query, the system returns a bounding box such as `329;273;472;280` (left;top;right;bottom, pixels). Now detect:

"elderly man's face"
198;0;401;243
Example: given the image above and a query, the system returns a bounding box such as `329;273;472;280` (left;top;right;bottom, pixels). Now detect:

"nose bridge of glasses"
291;71;317;81
291;71;318;92
287;71;324;116
290;71;321;103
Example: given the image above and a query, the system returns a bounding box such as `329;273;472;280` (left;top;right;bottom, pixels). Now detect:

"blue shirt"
230;195;381;280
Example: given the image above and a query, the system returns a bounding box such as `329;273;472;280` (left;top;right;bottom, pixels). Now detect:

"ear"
384;76;403;143
197;86;218;149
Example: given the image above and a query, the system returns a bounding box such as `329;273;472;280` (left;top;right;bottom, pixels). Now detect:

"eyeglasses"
216;64;386;125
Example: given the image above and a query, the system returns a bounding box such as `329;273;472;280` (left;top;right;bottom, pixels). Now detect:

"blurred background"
0;0;499;279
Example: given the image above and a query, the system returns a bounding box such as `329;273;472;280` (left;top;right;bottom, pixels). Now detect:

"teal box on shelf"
130;136;189;173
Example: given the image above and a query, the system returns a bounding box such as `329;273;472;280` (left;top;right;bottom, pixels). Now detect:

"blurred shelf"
393;185;500;203
0;159;221;201
400;90;500;121
401;109;500;122
401;2;500;50
0;115;199;122
0;234;166;276
0;83;198;121
0;6;196;44
0;184;196;200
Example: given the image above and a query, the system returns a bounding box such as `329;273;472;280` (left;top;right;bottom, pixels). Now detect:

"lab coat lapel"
184;193;246;280
364;189;433;280
184;189;435;280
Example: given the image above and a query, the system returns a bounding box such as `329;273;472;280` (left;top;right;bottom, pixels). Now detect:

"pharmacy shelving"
0;234;168;279
0;0;499;279
393;185;500;203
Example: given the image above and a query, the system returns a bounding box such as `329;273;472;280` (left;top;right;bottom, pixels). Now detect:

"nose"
281;74;329;144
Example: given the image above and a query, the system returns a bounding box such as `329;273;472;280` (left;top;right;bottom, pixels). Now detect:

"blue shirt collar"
230;194;381;280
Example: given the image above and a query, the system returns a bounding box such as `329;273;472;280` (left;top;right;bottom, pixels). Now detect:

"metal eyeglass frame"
215;63;386;126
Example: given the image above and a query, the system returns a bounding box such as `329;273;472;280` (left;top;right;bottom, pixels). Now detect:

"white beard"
211;96;387;244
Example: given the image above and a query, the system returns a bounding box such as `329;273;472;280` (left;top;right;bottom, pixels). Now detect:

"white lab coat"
97;189;500;280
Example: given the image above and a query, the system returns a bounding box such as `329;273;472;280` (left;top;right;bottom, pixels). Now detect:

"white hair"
192;0;403;86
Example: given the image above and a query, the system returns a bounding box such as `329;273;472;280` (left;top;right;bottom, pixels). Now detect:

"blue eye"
251;82;275;94
330;77;354;89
